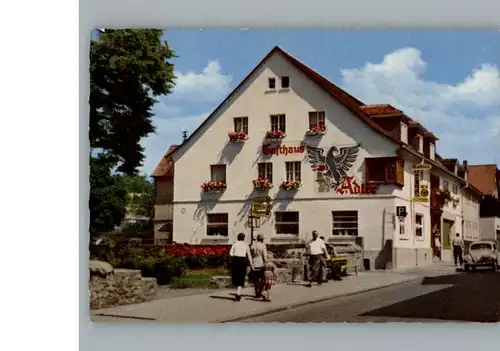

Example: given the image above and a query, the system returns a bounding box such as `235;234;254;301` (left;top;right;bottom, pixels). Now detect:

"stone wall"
89;268;157;310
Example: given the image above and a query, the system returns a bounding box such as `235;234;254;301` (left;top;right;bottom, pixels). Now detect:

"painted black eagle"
305;144;361;190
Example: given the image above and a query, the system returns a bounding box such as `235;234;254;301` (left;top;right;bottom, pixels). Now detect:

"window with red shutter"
365;157;404;186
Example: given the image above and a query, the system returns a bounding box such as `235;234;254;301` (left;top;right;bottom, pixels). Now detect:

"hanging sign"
262;144;304;156
250;196;272;217
412;164;432;170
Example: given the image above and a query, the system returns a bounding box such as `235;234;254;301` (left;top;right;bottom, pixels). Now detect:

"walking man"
306;231;329;287
250;234;267;298
452;233;465;267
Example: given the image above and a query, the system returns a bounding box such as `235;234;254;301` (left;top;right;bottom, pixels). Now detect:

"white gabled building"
153;46;471;270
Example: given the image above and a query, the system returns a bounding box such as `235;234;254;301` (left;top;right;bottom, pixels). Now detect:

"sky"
140;29;500;175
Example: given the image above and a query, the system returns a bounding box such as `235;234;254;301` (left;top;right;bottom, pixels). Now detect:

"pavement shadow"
362;271;500;322
209;295;236;301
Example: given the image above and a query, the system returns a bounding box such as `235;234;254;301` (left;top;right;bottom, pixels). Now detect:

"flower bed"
305;124;327;136
201;180;227;192
165;244;230;270
280;180;301;190
252;178;273;190
265;130;286;140
228;131;248;142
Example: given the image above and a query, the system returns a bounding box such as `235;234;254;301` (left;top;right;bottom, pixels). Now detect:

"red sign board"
263;144;305;156
336;176;378;195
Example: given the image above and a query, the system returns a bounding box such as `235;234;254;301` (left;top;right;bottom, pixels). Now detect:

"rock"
89;260;114;277
209;275;232;289
89;268;157;310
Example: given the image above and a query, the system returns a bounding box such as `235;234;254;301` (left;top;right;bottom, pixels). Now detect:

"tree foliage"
89;29;176;174
89;155;127;234
89;29;176;235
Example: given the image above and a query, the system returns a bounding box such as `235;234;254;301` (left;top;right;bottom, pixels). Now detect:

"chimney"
463;160;468;169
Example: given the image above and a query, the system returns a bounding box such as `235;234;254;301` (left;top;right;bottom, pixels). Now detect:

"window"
365;157;405;186
268;78;276;89
258;162;273;183
413;170;423;197
281;76;290;89
206;213;228;236
210;165;226;181
285;161;301;182
443;180;449;191
332;211;358;236
429;143;436;160
308;111;326;129
452;183;459;194
415;214;423;238
275;211;299;235
270;114;286;132
400;123;408;144
417;135;424;153
233;117;248;134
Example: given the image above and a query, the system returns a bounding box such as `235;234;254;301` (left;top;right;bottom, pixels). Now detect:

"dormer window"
281;76;290;89
268;78;276;90
400;123;408;144
417;135;423;153
429;142;435;160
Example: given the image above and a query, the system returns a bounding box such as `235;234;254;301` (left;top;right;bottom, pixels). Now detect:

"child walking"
262;261;277;302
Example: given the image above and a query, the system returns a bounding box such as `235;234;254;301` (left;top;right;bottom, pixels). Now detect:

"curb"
216;276;424;323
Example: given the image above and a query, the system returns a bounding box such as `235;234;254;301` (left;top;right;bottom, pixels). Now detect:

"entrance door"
442;219;453;250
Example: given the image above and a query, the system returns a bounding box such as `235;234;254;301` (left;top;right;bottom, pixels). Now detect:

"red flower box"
228;131;248;142
265;130;286;140
252;178;273;190
306;124;327;135
280;180;301;190
201;180;227;192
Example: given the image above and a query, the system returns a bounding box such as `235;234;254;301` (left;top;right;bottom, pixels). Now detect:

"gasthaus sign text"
262;144;304;156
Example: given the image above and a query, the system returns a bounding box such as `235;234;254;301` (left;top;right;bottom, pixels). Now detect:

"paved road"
241;270;500;323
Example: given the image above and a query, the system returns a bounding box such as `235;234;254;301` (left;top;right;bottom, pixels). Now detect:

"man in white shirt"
307;231;329;287
452;233;465;267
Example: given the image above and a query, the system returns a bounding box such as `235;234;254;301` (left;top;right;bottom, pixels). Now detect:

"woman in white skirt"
229;233;254;301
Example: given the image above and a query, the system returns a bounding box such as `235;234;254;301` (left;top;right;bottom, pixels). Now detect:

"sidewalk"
92;270;427;323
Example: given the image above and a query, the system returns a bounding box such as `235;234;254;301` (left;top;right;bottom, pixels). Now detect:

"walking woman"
229;233;254;301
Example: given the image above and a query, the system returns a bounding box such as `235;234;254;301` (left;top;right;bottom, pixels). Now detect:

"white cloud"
340;47;500;165
139;113;207;175
172;60;233;102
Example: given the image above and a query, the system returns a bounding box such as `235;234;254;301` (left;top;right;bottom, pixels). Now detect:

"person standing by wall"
250;234;267;298
306;231;330;287
451;233;465;267
229;233;254;301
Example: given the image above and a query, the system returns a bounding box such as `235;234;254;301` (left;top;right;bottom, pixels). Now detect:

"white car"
464;241;500;271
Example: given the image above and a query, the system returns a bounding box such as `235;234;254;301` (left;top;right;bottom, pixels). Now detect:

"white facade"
170;49;435;270
480;217;500;242
462;188;481;243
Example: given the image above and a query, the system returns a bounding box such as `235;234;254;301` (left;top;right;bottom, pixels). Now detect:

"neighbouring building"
468;165;500;244
152;145;178;244
152;46;475;270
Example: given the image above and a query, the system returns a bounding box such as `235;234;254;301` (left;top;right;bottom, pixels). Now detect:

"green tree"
89;29;176;235
120;175;155;218
89;155;127;234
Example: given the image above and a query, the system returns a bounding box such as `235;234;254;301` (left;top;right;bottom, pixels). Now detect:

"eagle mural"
305;144;361;190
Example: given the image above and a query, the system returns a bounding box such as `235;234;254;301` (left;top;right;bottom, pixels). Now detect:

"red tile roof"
152;145;178;177
468;165;499;196
158;46;456;181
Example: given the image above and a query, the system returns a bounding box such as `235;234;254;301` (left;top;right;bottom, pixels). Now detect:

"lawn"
170;268;230;289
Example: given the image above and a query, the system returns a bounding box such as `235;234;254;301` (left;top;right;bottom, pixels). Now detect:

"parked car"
464;241;499;272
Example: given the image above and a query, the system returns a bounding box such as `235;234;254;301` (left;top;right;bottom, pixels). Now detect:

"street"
240;270;500;323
